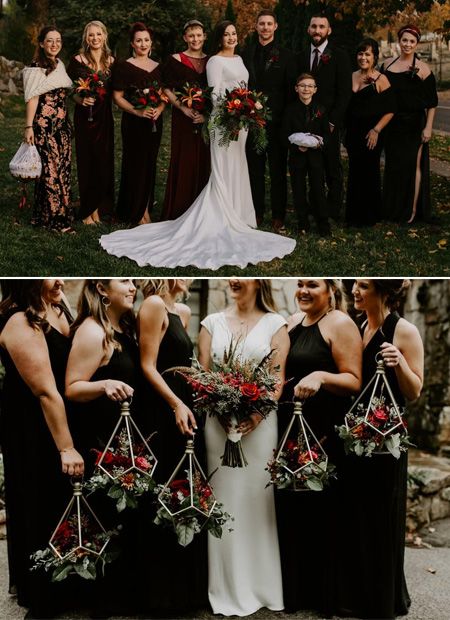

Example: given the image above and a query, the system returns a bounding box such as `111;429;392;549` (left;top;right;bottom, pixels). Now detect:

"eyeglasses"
297;84;316;89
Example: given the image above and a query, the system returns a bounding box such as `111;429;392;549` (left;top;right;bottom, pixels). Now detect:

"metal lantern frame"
158;438;218;519
97;400;158;481
49;479;110;561
275;400;329;491
344;352;405;438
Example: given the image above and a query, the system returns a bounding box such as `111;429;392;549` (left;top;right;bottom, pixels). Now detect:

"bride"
100;21;296;270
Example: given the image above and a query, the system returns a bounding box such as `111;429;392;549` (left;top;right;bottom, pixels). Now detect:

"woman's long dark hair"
372;279;410;311
210;20;235;55
0;280;51;331
33;26;62;74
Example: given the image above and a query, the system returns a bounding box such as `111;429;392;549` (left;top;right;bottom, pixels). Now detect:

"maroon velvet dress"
160;53;211;220
67;57;115;220
112;60;163;224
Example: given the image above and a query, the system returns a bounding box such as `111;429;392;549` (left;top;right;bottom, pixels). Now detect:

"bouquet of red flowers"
169;341;279;467
31;513;119;581
86;426;157;512
175;82;213;137
154;469;233;547
127;81;169;131
336;395;412;458
73;69;108;121
267;437;336;491
211;82;271;153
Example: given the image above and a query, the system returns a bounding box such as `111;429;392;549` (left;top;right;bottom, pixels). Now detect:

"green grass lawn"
1;96;450;276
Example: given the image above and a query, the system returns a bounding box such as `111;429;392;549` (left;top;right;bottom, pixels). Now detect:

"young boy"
281;72;330;236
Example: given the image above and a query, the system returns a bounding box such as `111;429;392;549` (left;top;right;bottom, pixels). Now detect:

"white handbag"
9;142;42;181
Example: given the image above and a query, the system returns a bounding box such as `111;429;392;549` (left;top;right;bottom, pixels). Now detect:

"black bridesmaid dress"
0;307;83;618
140;309;208;615
344;80;396;226
382;56;438;222
276;315;351;617
337;312;410;619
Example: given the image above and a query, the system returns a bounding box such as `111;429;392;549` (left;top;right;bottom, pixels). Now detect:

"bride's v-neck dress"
201;312;285;616
99;56;295;269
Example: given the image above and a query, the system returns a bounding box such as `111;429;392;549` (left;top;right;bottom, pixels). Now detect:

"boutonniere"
320;52;332;65
265;49;280;70
310;108;323;122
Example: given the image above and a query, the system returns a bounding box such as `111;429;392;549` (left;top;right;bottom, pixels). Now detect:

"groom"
242;9;297;231
297;13;352;220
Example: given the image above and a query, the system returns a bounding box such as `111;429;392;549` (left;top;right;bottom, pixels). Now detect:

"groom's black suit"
297;42;352;218
242;40;297;224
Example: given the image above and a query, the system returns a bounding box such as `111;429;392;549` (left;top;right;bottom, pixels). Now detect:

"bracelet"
372;127;380;134
60;447;74;453
24;125;33;129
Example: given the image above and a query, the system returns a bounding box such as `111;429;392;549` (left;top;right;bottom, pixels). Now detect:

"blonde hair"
256;280;278;313
141;279;171;299
80;21;112;73
324;279;347;313
71;279;135;350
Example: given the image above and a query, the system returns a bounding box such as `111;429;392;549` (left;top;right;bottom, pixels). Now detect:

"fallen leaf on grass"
385;231;394;237
56;256;64;262
429;249;438;254
437;238;447;249
408;231;419;239
426;567;436;574
428;527;436;533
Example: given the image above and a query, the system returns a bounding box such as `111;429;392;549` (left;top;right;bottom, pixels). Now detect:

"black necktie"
311;48;320;72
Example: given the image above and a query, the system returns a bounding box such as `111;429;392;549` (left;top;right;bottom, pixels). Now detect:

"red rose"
371;407;389;423
135;456;151;471
321;53;331;64
286;440;297;452
138;97;147;105
92;73;100;81
240;383;261;400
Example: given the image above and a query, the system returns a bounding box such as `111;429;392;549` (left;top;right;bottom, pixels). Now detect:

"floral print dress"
32;68;74;231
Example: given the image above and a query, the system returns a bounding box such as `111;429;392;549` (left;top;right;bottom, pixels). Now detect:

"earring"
329;291;336;310
102;296;111;308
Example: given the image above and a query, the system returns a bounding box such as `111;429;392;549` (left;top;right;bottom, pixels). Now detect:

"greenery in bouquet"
30;513;119;582
154;469;233;547
168;340;279;467
85;427;156;512
73;69;108;101
336;396;413;458
126;81;169;131
210;83;271;153
175;82;213;140
267;438;337;491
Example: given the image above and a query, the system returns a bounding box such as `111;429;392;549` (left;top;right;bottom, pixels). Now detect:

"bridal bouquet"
85;427;157;512
169;342;279;467
175;82;213;138
154;469;233;547
211;83;271;153
127;81;169;131
73;69;108;121
31;514;119;582
336;396;412;458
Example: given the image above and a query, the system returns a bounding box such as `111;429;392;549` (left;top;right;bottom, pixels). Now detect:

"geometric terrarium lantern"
267;401;336;491
31;479;117;581
86;400;158;511
154;438;233;547
337;353;410;458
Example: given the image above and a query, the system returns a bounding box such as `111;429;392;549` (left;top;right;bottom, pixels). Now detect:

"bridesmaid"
67;21;115;225
0;280;84;617
65;279;143;616
382;25;438;222
344;38;395;226
337;279;423;619
23;26;74;232
198;279;289;617
161;19;211;220
113;22;166;224
276;279;361;617
137;278;208;615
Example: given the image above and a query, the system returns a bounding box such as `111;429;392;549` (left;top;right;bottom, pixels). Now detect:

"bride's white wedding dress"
99;55;296;269
202;312;285;616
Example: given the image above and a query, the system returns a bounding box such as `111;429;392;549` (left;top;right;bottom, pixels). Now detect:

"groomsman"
297;13;352;219
242;9;297;231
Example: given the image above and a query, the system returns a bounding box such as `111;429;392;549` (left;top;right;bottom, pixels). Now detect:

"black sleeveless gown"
0;308;84;617
140;311;208;615
71;330;150;616
336;312;410;619
276;316;351;617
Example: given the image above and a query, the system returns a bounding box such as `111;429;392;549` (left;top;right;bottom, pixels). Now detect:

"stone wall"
0;56;24;96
